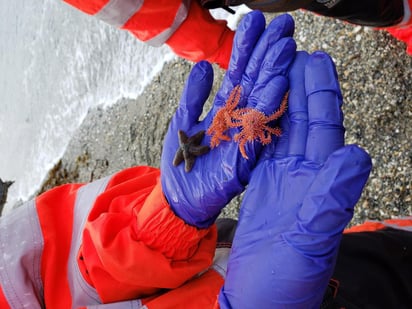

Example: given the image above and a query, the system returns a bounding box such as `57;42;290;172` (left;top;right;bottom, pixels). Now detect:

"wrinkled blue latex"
219;52;372;308
161;12;297;228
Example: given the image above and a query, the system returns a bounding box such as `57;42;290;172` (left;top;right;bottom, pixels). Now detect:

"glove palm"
219;52;372;308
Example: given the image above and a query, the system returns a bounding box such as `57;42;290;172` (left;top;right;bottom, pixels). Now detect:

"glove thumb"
171;61;214;132
285;145;372;256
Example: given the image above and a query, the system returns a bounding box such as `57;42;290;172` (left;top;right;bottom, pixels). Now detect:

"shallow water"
0;0;175;212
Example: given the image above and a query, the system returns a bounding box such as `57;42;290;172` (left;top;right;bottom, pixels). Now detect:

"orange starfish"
231;93;288;159
206;85;242;147
207;85;288;159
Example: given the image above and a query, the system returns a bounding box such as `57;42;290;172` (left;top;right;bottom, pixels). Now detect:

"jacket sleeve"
164;0;234;69
80;166;218;303
63;0;234;68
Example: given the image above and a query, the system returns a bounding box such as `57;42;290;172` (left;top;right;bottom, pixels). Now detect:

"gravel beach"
39;10;412;226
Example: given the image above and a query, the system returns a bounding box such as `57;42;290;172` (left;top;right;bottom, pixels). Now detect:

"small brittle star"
173;130;210;172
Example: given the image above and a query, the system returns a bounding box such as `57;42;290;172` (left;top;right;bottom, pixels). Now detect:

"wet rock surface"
0;179;14;216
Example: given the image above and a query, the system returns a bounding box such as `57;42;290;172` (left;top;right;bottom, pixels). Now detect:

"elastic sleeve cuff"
134;178;217;260
82;171;218;302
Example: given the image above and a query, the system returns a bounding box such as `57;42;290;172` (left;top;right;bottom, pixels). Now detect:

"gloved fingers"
236;159;274;224
217;10;266;105
271;111;290;159
255;46;298;160
239;36;295;161
272;51;309;159
304;52;345;164
287;145;372;255
287;51;309;158
172;61;214;131
241;14;295;101
252;75;289;114
238;75;289;163
250;38;296;103
247;37;296;111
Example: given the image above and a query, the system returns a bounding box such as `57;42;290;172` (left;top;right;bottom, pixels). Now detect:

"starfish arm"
268;92;289;121
189;130;206;145
206;126;215;136
173;129;212;172
178;130;189;145
210;136;221;148
238;140;249;160
226;85;242;110
190;145;211;156
173;149;184;166
266;127;282;136
184;156;196;173
259;132;272;145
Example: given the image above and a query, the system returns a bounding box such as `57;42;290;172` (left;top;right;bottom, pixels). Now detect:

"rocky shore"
38;11;412;226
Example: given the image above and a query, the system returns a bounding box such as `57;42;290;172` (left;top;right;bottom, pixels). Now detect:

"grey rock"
0;179;14;216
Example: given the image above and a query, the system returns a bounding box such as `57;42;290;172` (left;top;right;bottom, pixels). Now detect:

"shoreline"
39;11;412;225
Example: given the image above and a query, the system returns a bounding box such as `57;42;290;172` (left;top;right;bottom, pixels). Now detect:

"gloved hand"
161;12;297;228
219;51;372;308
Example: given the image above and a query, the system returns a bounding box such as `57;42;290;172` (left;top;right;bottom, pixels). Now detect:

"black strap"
199;0;242;13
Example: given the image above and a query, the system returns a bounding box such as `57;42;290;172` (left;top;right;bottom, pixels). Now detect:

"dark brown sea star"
173;130;210;172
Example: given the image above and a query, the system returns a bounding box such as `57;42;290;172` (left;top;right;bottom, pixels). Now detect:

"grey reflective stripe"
379;218;412;232
87;299;144;308
211;247;230;279
398;0;412;26
0;200;44;308
145;0;190;47
94;0;190;47
94;0;144;28
67;176;146;308
67;176;111;308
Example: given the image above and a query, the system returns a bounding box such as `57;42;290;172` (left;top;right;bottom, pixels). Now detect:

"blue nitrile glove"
219;51;372;308
161;12;297;228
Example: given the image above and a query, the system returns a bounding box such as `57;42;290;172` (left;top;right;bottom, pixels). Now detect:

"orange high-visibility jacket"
1;164;412;308
0;166;230;308
62;0;234;68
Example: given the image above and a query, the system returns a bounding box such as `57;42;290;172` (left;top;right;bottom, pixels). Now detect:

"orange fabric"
36;183;84;308
345;218;412;233
63;0;234;68
82;167;217;303
2;165;218;308
123;0;183;41
344;221;387;233
384;218;412;226
143;269;224;309
379;0;412;54
0;286;11;309
386;26;412;54
63;0;110;15
165;0;234;68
